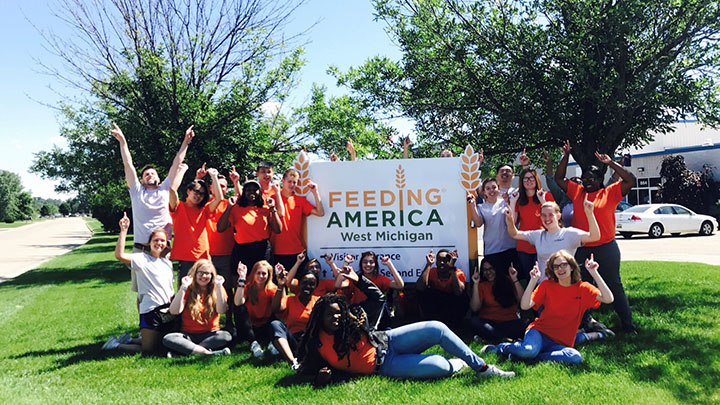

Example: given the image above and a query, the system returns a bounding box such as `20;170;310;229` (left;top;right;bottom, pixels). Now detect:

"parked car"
615;201;633;212
616;204;718;238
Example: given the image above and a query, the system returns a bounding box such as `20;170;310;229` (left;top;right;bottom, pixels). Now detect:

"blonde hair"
247;260;277;305
185;260;219;324
545;250;582;283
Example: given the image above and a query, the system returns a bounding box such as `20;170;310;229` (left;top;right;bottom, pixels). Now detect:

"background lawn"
0;220;718;404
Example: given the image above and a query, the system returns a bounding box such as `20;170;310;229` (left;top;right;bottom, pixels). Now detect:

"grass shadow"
0;260;129;289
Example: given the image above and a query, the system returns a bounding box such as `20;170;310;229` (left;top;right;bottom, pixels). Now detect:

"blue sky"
0;0;405;199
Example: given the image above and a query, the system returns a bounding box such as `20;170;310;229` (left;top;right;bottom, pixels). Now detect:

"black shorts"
139;303;176;332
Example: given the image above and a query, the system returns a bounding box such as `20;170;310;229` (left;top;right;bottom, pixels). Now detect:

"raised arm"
307;181;325;216
214;274;228;314
402;136;410;159
266;196;282;234
553;140;571;192
586;254;614;304
169;163;189;212
505;208;528;241
508;265;523;302
448;250;464;296
233;262;247;306
114;212;132;266
380;256;404;290
169;276;191;315
467;193;484;228
216;197;235;233
595;152;636;196
111;123;139;187
520;263;540;310
167;125;195;186
469;270;482;312
581;194;600;243
285;251;306;284
416;250;435;292
346;138;357;161
206;168;223;213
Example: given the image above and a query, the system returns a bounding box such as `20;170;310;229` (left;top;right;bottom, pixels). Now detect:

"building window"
628;177;661;205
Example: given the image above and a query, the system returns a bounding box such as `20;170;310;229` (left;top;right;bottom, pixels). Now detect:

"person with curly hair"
162;260;232;356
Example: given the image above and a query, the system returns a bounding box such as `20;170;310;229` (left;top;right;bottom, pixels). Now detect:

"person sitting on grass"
234;260;280;357
270;260;322;370
103;213;175;355
416;249;467;329
296;293;515;386
481;251;614;364
469;258;525;343
162;259;232;357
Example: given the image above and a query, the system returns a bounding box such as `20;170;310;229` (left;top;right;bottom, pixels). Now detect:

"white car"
616;204;718;238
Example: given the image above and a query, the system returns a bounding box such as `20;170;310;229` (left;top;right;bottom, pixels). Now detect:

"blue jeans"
469;316;526;341
497;328;582;364
378;321;486;379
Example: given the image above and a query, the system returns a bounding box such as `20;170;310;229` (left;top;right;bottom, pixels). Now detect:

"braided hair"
297;293;367;368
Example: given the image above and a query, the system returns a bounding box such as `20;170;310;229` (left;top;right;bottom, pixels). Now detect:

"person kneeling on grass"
296;293;514;387
162;259;232;357
103;213;175;355
481;251;614;364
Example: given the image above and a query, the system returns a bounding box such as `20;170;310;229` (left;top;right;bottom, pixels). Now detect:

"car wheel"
700;221;714;236
620;232;633;239
670;233;680;236
648;223;663;238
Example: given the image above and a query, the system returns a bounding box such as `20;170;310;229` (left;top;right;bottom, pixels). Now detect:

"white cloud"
50;135;67;146
260;100;281;117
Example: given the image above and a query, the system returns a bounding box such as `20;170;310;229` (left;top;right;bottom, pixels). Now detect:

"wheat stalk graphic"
396;164;405;210
292;151;310;196
460;145;481;192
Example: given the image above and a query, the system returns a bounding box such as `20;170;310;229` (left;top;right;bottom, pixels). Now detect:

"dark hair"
518;168;542;206
256;161;273;171
359;251;379;276
581;165;605;187
495;164;513;173
298;294;366;368
237;181;263;208
185;179;210;206
283;168;299;179
479;257;517;308
139;164;158;177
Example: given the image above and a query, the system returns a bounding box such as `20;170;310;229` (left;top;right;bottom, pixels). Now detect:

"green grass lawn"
1;221;718;404
0;218;49;229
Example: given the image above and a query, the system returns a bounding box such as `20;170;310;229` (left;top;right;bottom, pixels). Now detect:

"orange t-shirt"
180;290;226;334
427;267;466;293
318;331;376;375
515;192;555;253
475;282;519;322
349;273;392;304
207;199;235;256
278;294;320;334
568;181;622;247
170;201;211;261
529;280;601;347
270;193;315;255
289;278;339;297
228;205;271;245
244;284;278;327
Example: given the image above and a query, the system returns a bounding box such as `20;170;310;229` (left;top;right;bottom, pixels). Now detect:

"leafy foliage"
659;154;719;214
0;171;34;222
337;0;720;170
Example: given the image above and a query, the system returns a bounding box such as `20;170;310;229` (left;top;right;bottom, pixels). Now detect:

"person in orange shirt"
169;165;223;288
162;260;232;356
255;161;285;218
297;293;514;385
481;250;614;364
233;260;279;357
271;168;325;270
269;260;322;369
554;140;637;334
469;258;525;342
509;168;554;279
416;249;467;329
343;251;404;329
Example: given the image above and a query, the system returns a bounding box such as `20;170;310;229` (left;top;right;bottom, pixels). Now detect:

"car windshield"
623;206;651;213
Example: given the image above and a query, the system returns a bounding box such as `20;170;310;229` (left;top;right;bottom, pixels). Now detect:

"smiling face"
282;173;298;194
148;230;168;256
194;264;214;287
481;261;496;283
322;302;342;334
253;264;269;286
243;183;261;204
256;166;274;188
186;183;207;207
141;167;160;188
581;168;603;193
540;205;561;231
436;251;452;272
299;273;318;297
360;252;377;276
551;256;572;282
483;180;499;199
496;165;514;185
521;171;538;192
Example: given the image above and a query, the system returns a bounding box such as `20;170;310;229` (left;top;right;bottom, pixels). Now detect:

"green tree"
40;203;58;217
18;192;35;219
659;155;719;214
0;170;25;222
337;0;720;170
31;0;309;230
58;202;70;216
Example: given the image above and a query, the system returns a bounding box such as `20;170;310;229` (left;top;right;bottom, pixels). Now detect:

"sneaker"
291;360;301;371
448;358;468;374
102;336;120;350
477;364;515;378
250;341;264;357
267;343;279;356
118;332;132;344
166;351;173;358
212;347;231;356
473;335;482;344
480;344;498;354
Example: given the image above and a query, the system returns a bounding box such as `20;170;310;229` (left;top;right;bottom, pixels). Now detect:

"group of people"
102;124;637;385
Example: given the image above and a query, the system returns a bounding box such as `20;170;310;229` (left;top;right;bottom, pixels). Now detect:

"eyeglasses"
522;177;536;182
551;262;570;271
188;188;206;195
196;270;212;276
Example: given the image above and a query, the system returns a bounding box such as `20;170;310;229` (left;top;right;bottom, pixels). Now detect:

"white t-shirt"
130;252;174;314
524;227;586;282
477;199;516;255
129;177;173;244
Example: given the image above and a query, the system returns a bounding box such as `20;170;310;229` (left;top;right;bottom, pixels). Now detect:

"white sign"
301;155;479;282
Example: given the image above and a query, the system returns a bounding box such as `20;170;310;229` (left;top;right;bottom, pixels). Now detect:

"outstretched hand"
529;262;541;280
594;152;612;165
196;162;207;179
229;166;240;183
215;275;225;286
339;265;358;282
583;193;595;213
379;255;392;266
585;253;599;273
184;125;195;143
180;276;192;289
275;263;287;286
236;261;248;280
518;148;530;167
111;122;125;143
119;212;130;231
562;140;571;156
425;250;435;265
296;250;307;263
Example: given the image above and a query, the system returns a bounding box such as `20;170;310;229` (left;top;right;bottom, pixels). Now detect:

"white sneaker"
477;364;515;378
291;360;301;371
118;332;132;344
448;358;468;374
166;351;173;358
267;342;279;356
213;347;231;356
102;336;120;350
250;341;264;357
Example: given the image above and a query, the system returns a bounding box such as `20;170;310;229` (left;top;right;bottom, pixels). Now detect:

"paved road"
0;217;93;282
616;230;720;265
